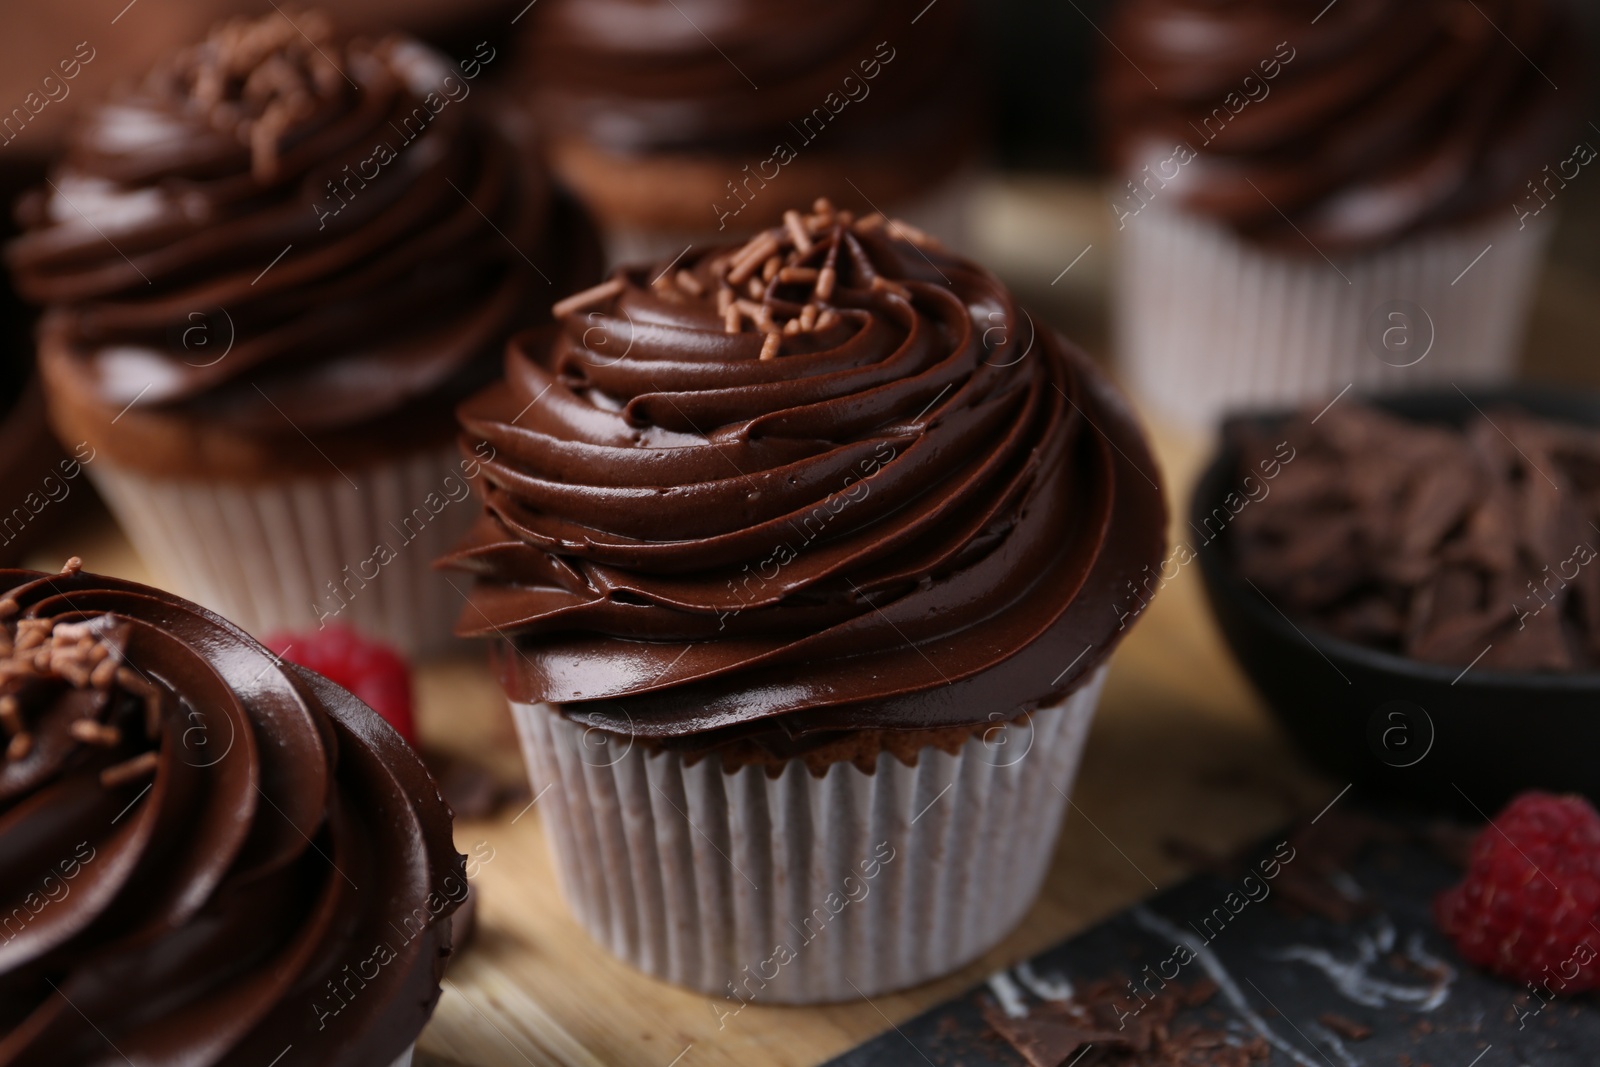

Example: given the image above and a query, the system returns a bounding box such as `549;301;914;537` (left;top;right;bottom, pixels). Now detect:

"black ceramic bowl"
1194;385;1600;814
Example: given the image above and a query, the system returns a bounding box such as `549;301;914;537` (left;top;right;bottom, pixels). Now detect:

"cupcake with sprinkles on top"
442;201;1166;1001
5;11;599;654
0;559;462;1067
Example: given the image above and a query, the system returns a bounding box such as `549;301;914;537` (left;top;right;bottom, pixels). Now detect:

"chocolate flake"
1318;1012;1372;1041
1167;810;1396;923
981;977;1269;1066
1232;403;1600;670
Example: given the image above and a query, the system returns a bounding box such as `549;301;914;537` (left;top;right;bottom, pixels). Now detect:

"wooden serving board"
34;174;1600;1067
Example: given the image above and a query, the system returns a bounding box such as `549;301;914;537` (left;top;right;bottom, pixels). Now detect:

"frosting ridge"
524;0;977;158
443;203;1166;747
0;561;462;1065
1100;0;1582;249
6;13;592;467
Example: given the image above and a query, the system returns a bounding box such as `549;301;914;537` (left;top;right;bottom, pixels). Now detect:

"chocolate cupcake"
1099;0;1582;426
441;202;1166;1000
521;0;983;261
6;12;599;653
0;560;463;1066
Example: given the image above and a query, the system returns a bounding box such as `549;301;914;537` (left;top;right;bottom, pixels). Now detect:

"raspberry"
261;626;417;746
1434;791;1600;992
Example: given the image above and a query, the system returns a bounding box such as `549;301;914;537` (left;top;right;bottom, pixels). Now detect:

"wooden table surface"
36;174;1600;1067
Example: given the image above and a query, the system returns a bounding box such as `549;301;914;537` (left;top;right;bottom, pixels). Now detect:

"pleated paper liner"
88;444;477;656
511;667;1109;1003
1113;202;1552;429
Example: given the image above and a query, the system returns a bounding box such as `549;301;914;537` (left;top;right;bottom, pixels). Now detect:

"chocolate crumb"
424;748;530;821
1319;1012;1372;1041
1167;809;1395;923
981;977;1268;1067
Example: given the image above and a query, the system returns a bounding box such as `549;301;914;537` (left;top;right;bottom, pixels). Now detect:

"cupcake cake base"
88;444;475;656
1114;203;1552;427
511;667;1108;1003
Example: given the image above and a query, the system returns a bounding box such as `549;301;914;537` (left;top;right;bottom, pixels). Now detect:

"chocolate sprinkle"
0;579;167;790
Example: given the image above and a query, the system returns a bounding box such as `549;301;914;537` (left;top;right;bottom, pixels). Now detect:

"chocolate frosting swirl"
1100;0;1583;249
5;13;594;471
443;204;1166;747
0;563;462;1066
524;0;978;157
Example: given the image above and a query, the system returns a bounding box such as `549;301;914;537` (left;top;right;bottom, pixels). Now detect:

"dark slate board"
823;823;1598;1066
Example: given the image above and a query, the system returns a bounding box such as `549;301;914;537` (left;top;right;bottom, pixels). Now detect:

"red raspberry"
1435;791;1600;992
261;626;417;746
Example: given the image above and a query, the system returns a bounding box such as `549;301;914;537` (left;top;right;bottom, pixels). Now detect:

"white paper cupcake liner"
390;1047;415;1067
87;446;477;656
1113;202;1553;427
510;666;1108;1003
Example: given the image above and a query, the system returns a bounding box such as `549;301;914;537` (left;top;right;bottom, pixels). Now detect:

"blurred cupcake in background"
1099;0;1583;427
441;202;1165;1000
520;0;983;262
7;11;600;654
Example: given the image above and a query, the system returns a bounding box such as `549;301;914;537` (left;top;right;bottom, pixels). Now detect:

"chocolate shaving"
981;977;1268;1066
1318;1012;1372;1041
422;748;528;821
1168;810;1397;923
1231;402;1600;670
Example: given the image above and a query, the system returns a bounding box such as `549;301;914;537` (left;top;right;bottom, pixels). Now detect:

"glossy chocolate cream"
522;2;980;188
0;562;463;1065
1100;0;1582;250
6;12;597;479
443;204;1166;755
